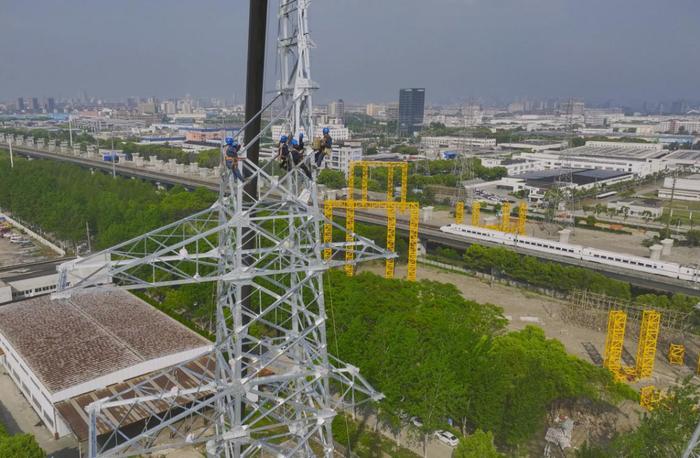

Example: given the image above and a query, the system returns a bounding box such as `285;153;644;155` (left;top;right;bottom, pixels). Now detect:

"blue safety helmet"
291;139;299;146
225;137;234;145
322;127;330;135
280;135;288;143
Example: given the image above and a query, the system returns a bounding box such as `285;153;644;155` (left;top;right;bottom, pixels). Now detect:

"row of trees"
326;271;634;449
0;152;215;250
0;423;44;458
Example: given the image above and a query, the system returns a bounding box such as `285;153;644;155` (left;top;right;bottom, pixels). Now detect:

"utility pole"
85;221;92;253
111;130;116;178
8;137;13;169
666;169;678;233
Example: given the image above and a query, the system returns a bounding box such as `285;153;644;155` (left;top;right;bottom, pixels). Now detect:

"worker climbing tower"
55;1;390;456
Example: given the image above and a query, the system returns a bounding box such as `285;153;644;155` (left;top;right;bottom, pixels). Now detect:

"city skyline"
1;0;699;104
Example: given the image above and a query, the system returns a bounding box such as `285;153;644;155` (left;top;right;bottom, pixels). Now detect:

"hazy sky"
1;0;699;104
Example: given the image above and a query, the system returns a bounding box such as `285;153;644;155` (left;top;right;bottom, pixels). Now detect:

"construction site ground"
360;262;699;453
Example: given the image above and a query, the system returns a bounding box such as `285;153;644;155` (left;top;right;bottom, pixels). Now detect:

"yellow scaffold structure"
668;343;685;366
455;201;464;224
323;200;420;281
470;201;527;235
639;386;662;410
603;310;627;380
635;310;661;379
471;201;481;227
347;161;409;209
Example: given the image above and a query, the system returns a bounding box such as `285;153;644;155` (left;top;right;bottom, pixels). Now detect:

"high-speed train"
440;223;700;283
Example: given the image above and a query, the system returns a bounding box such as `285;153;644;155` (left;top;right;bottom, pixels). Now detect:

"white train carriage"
440;223;699;283
580;247;681;279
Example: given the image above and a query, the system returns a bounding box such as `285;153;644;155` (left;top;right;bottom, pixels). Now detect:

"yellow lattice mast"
385;203;397;278
347;162;356;201
639;386;662;410
386;165;394;201
603;310;627;379
455;201;465;224
324;199;417;281
407;203;419;282
471;201;481;226
517;202;527;235
361;164;369;204
400;162;408;211
501;202;512;232
323;202;333;261
668;343;685;366
635;310;661;379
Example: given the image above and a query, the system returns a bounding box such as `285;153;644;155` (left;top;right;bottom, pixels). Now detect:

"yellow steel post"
400;163;408;211
501;202;512;232
635;310;661;379
668;343;685;366
455;201;465;224
323;201;334;261
639;386;661;410
517;202;527;235
471;201;481;227
385;203;397;279
345;201;355;276
603;310;627;378
347;162;356;202
407;203;419;282
361;164;369;204
386;165;394;202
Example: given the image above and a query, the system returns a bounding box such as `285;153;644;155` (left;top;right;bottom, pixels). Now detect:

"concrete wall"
0;213;65;256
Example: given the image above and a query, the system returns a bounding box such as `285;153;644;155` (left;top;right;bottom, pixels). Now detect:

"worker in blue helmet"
291;137;312;179
314;127;332;167
277;134;292;171
224;137;243;182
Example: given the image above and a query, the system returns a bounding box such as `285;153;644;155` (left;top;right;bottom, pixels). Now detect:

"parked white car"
410;416;424;428
435;430;459;447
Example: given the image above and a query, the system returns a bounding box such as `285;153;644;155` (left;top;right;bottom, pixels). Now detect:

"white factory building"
0;288;212;440
326;141;363;176
421;136;496;151
659;175;700;201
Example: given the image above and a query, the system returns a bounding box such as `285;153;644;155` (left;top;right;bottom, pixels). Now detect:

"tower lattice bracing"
54;1;389;456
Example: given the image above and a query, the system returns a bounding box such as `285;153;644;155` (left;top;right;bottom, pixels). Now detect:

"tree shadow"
0;400;21;435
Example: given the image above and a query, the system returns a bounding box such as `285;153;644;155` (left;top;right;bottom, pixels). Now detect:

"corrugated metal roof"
0;287;210;394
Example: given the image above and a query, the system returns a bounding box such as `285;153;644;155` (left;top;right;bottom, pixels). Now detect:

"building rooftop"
0;288;210;394
560;145;667;160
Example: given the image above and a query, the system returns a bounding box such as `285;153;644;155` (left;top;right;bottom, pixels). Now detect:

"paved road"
0;371;79;458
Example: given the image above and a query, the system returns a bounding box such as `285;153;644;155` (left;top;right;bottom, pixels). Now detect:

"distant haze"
1;0;699;104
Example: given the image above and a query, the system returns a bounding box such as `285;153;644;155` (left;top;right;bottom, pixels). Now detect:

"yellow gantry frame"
668;343;685;366
347;161;409;209
500;202;512;232
635;310;661;379
603;310;627;379
639;386;662;410
468;201;527;235
471;201;481;227
455;201;465;224
323;199;419;281
517;202;527;235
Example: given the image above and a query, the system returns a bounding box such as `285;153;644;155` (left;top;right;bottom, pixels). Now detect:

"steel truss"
55;1;389;456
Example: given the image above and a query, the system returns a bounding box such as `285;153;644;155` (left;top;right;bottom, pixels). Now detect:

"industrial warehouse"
0;288;212;441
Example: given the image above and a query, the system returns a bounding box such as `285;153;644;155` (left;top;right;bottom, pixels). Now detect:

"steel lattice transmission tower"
54;1;390;456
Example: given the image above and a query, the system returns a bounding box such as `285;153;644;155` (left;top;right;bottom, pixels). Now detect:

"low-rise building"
0;288;212;440
606;200;663;218
327;141;363;176
658;175;700;201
